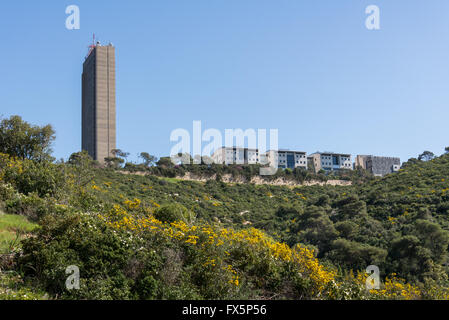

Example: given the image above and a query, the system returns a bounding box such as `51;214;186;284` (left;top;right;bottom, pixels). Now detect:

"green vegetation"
124;155;374;185
84;154;449;286
0;115;55;162
0;213;38;254
1;115;449;300
0;272;46;300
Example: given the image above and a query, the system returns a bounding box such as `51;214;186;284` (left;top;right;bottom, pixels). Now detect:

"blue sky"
1;1;448;163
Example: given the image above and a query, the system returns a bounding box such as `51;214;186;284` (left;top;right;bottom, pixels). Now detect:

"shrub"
5;192;49;220
153;204;195;224
2;158;66;198
18;213;138;299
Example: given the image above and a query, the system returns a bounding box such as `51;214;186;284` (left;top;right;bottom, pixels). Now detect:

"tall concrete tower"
82;42;116;163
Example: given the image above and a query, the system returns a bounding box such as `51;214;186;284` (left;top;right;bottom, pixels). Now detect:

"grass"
0;210;44;300
0;271;47;300
0;212;38;254
158;176;190;183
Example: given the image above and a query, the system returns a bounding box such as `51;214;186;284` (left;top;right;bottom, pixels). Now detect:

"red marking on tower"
85;33;96;59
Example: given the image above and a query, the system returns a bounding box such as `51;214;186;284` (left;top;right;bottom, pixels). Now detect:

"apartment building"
212;147;259;165
308;152;352;173
211;147;308;170
266;150;307;170
355;155;401;177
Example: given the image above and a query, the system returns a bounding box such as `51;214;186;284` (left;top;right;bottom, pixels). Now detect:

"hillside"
1;148;449;299
90;154;449;283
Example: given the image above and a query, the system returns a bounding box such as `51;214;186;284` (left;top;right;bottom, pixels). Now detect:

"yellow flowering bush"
96;200;448;300
99;203;337;298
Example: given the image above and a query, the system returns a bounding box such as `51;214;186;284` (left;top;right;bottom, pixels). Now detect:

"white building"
211;147;259;165
266;150;307;170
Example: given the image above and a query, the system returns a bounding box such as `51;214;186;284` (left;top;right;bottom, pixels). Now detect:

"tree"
388;235;433;281
414;219;449;263
104;156;124;169
68;150;95;167
0;115;55;161
139;152;157;167
68;151;96;187
334;221;359;240
111;149;130;162
156;157;174;168
105;149;129;168
335;195;367;220
418;151;435;162
292;206;338;253
445;147;449;154
325;238;387;271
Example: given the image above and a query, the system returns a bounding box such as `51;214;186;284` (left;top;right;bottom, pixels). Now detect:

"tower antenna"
85;33;96;59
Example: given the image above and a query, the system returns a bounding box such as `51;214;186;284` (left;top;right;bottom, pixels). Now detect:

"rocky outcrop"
177;172;352;187
119;171;352;187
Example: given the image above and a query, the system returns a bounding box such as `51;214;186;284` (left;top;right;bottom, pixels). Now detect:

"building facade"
355;155;367;169
211;147;307;169
212;147;259;165
308;152;352;173
266;150;307;169
355;155;400;176
82;43;116;163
